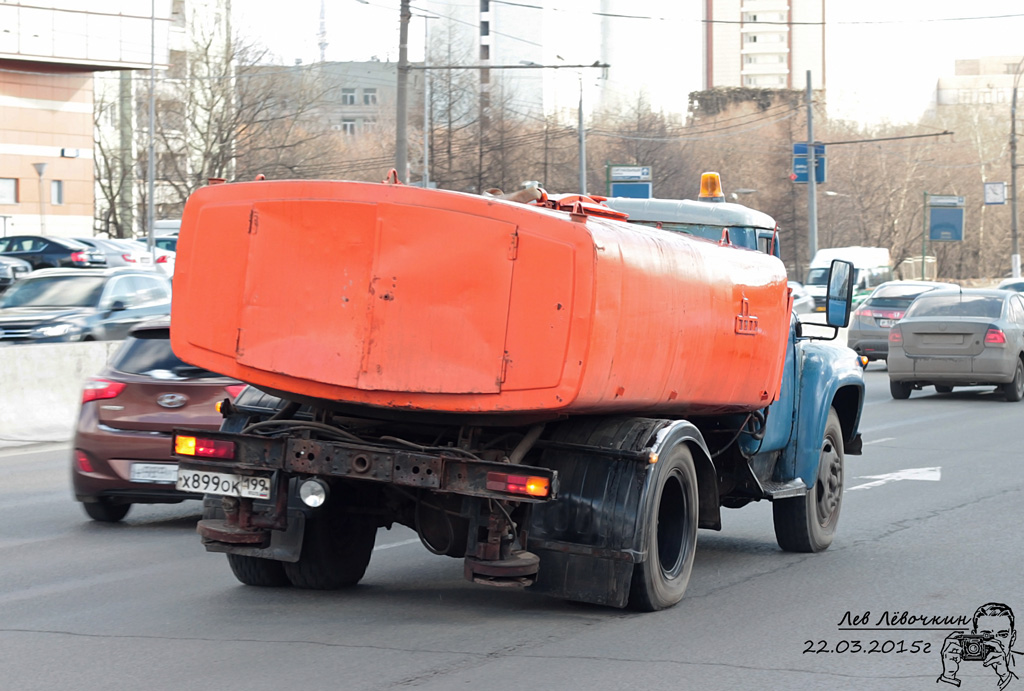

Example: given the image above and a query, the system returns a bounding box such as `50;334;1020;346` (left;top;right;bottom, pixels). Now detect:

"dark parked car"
72;319;244;522
0;254;32;292
847;280;951;361
888;288;1024;401
0;268;171;343
0;235;106;270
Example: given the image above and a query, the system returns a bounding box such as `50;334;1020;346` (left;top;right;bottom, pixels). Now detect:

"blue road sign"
792;155;826;184
610;182;652;198
793;142;825;157
929;206;964;242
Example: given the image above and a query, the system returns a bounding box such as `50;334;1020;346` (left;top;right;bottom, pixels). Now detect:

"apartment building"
703;0;825;90
936;56;1024;107
0;1;171;238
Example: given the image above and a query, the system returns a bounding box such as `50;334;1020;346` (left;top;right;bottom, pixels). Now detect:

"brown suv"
72;319;244;521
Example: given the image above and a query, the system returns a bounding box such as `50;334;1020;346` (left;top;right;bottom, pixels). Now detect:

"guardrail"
0;341;121;444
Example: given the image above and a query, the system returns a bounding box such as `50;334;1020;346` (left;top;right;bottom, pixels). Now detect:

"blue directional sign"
929;206;964;242
792;142;826;184
792;156;826;184
793;143;825;157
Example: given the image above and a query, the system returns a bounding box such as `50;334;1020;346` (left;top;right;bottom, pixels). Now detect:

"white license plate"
130;463;178;484
175;469;272;499
878;318;895;328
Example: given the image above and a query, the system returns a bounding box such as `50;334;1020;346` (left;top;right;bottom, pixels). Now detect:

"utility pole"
806;70;818;262
1011;56;1024;278
147;0;156;251
32;163;47;235
395;0;410;181
578;74;586;194
422;16;431;188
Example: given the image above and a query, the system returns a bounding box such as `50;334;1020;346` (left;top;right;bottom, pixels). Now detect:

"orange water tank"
170;180;791;417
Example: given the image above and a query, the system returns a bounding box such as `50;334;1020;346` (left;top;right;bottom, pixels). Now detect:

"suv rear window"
112;329;223;379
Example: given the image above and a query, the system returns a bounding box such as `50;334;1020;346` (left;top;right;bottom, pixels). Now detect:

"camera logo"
940;603;1019;689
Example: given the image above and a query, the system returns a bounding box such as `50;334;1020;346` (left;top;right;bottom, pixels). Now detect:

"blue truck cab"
606;174;865;552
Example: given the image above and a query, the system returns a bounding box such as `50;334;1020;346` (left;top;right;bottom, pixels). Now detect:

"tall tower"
318;0;328;63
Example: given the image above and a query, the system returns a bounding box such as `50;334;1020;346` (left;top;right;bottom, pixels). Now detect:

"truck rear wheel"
773;408;844;553
226;554;290;587
628;443;698;612
284;495;377;589
202;496;290;587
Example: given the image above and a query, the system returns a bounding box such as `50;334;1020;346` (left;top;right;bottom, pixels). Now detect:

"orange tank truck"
170;180;790;417
170;174;865;612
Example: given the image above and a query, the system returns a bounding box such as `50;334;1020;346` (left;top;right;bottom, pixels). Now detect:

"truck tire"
226;554;290;587
202;496;290;587
773;408;843;553
283;497;377;589
628;442;699;612
889;379;911;400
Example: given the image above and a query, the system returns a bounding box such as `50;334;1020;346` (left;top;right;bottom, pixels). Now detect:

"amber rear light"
174;435;235;459
485;471;550;498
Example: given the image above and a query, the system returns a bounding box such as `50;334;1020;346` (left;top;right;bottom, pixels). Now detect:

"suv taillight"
82;377;126;403
888;328;903;345
70;250;87;263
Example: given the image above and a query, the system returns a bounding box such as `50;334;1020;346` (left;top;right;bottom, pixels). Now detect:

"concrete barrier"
0;341;122;443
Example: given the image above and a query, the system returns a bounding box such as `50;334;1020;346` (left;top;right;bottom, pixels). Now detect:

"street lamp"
32;162;47;235
1010;55;1024;278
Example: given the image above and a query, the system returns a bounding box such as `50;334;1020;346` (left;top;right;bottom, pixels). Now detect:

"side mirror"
826;259;854;328
108;299;127;312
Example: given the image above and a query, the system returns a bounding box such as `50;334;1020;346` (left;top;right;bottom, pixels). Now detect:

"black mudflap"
526;417;661;608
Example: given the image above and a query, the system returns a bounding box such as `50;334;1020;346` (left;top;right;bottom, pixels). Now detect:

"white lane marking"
373;537;421;552
863;437;895;445
847;466;942;491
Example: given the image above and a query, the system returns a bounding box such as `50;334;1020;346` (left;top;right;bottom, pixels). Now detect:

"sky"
234;0;1024;126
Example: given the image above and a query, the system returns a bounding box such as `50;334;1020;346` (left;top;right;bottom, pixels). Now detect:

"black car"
0;255;32;292
0;235;106;270
0;268;171;343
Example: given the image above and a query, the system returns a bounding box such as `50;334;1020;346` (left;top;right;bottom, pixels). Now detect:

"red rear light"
82;377;127;404
70;250;87;263
985;328;1007;345
74;450;94;473
888;329;903;345
225;384;246;398
121;253;137;262
156;254;169;263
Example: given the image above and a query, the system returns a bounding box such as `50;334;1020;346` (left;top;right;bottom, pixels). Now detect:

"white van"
804;247;892;310
153;219;181;236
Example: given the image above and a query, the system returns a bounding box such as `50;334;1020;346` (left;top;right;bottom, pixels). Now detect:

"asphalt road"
2;365;1022;691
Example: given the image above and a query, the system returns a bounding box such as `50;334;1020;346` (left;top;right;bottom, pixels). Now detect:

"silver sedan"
887;288;1024;401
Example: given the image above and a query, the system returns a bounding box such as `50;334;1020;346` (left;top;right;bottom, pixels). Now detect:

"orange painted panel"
171;181;789;417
